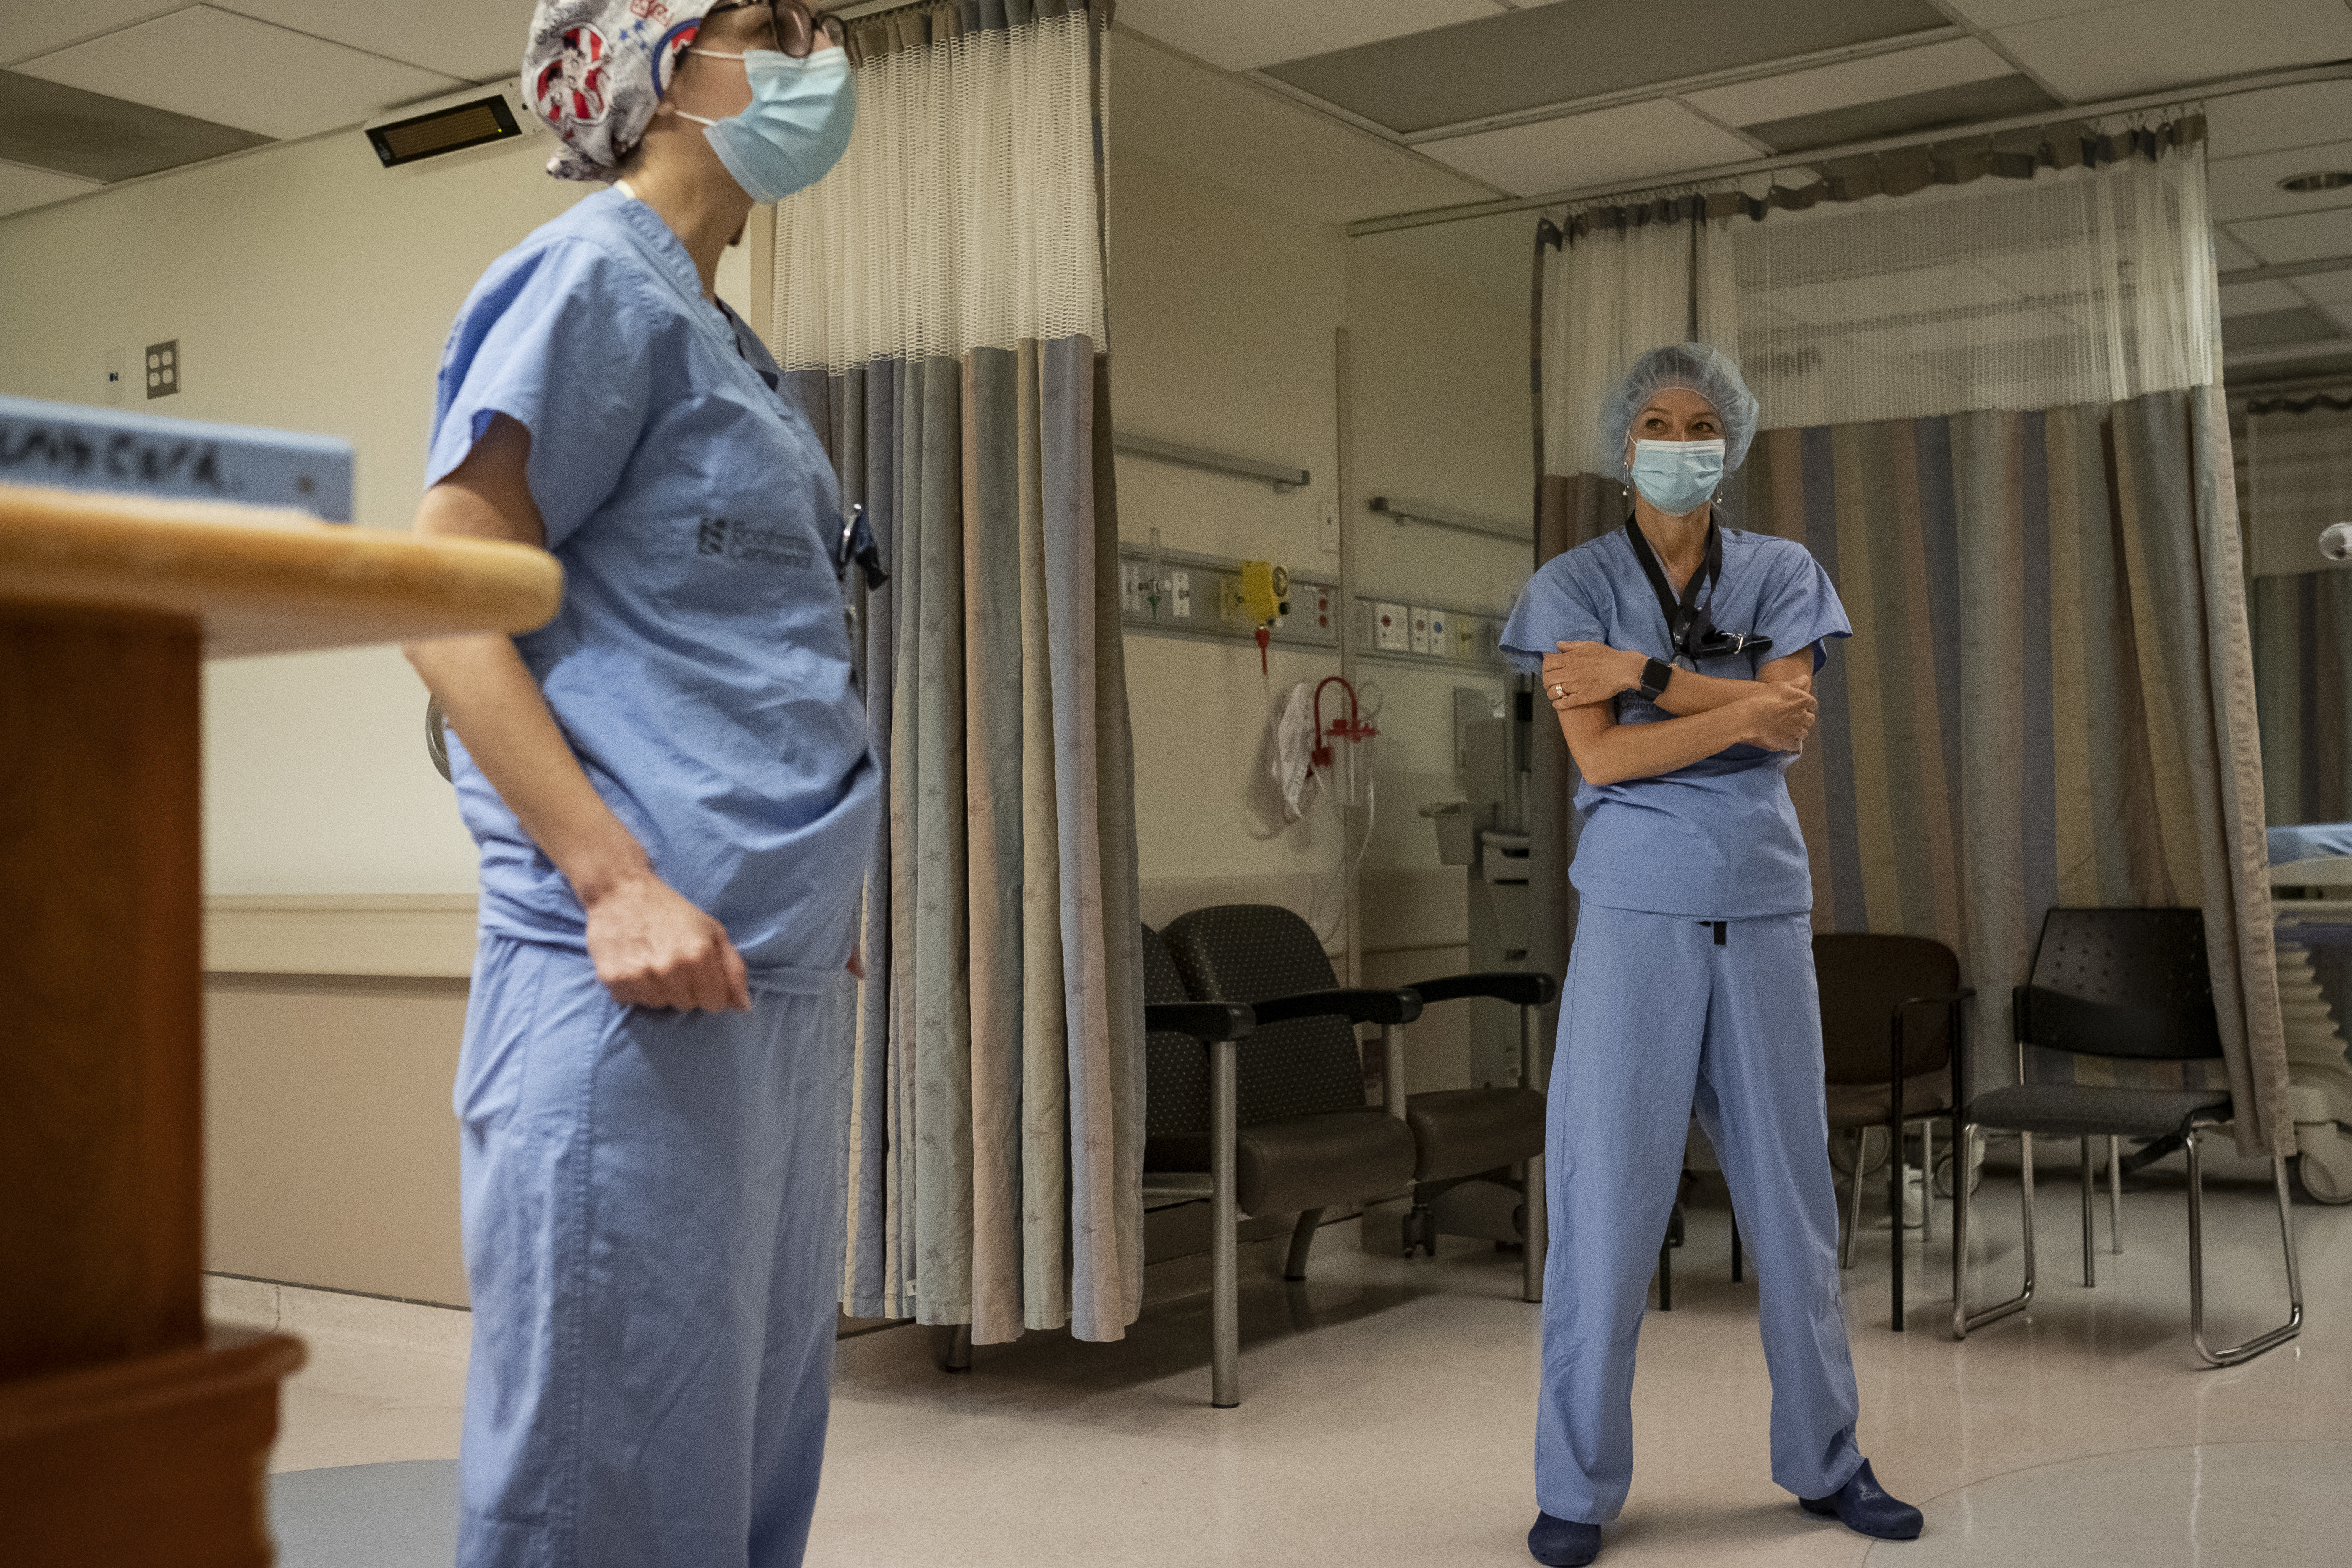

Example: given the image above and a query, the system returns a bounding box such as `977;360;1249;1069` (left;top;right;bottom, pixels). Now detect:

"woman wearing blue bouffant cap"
1499;344;1923;1565
402;5;876;1564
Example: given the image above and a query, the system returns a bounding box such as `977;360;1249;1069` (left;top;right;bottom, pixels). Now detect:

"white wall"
0;127;751;895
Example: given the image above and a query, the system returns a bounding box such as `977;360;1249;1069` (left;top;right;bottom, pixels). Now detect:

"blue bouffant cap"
1599;342;1759;473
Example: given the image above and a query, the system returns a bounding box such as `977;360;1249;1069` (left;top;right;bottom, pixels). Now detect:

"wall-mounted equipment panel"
1117;542;1512;672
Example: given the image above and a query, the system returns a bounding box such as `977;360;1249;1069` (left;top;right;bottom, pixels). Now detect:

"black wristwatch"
1638;657;1673;701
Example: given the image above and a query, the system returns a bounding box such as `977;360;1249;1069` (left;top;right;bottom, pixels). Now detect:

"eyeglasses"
706;0;844;59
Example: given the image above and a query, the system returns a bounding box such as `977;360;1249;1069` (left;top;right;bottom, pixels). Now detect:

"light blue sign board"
0;393;354;522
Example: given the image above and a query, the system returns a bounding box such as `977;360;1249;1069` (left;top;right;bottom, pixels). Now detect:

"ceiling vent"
2278;170;2352;193
364;81;538;169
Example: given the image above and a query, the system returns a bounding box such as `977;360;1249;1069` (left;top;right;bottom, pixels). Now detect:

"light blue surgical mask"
1628;438;1725;517
679;46;856;204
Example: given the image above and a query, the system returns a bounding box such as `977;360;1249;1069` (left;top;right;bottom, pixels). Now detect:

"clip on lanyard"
1622;517;1772;665
837;503;889;590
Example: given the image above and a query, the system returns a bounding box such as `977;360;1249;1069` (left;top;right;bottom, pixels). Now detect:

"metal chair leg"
1954;1127;2037;1338
2187;1133;2304;1367
1889;1115;1906;1330
1284;1207;1325;1282
1521;1004;1546;1305
1920;1118;1935;1245
1211;1037;1239;1408
1731;1215;1743;1283
2081;1135;2097;1288
2108;1134;2124;1253
1840;1127;1868;1270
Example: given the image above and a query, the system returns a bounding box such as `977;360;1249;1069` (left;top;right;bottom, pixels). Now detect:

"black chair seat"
1146;1110;1416;1218
1970;1083;2231;1140
1825;1068;1954;1129
1406;1087;1543;1182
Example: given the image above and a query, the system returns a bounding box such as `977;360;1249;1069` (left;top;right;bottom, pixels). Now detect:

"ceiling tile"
1109;28;1497;223
1992;0;2352;104
1264;0;1950;136
213;1;539;83
16;6;462;141
2317;302;2352;335
1939;0;2119;25
0;157;103;218
2207;81;2352;159
1739;73;2056;154
2229;207;2352;267
2210;141;2352;223
2222;279;2312;316
2214;226;2266;271
1420;98;1761;199
0;68;272;181
0;1;187;69
2222;305;2341;352
2296;268;2352;304
1113;0;1500;73
1683;37;2012;128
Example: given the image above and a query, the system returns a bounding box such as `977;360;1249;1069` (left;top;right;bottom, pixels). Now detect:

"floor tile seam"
1907;1434;2352;1506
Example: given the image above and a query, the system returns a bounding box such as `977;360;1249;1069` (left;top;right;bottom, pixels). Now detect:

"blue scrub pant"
454;936;845;1568
1535;906;1861;1523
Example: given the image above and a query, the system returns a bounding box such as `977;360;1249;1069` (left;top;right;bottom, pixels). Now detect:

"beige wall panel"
204;977;470;1306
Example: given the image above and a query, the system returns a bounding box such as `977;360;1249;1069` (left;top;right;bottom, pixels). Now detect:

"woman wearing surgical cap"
401;4;875;1564
1498;344;1922;1564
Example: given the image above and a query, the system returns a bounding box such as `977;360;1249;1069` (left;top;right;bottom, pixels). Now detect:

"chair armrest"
1250;987;1422;1027
1404;971;1558;1008
1144;1001;1255;1043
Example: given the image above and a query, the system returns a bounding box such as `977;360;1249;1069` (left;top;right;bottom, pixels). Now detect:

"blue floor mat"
270;1460;457;1568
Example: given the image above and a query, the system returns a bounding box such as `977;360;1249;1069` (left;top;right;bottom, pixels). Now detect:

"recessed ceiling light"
2278;171;2352;193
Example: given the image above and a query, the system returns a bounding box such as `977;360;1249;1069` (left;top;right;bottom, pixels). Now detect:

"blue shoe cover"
1528;1512;1603;1565
1799;1458;1923;1540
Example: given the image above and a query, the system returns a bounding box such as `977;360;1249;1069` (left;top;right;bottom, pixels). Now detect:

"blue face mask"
1628;438;1725;517
680;46;856;204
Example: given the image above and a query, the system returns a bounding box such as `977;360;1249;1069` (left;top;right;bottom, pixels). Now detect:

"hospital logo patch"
696;517;812;571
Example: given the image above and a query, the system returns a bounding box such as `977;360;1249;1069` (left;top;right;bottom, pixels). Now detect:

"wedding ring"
1548;683;1566;701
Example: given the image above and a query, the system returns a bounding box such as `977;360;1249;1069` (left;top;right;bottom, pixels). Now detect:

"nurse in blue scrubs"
402;5;874;1564
1503;345;1923;1565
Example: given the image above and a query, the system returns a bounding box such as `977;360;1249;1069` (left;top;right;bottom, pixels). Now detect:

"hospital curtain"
2250;571;2352;825
2240;396;2352;824
764;0;1144;1344
1530;112;2293;1154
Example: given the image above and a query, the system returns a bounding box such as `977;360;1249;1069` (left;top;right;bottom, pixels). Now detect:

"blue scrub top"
1502;524;1851;919
427;186;880;994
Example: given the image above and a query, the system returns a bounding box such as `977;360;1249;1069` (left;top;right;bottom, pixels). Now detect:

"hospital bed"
2269;824;2352;1204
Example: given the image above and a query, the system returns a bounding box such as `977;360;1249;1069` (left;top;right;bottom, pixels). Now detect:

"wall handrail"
1369;495;1529;543
1113;433;1311;492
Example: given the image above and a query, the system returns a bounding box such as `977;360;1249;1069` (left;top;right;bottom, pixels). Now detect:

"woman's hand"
1738;681;1818;752
584;868;753;1013
1541;641;1643;709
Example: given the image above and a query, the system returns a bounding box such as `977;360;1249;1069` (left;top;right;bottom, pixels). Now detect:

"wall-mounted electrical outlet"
1318;500;1340;554
1171;569;1192;619
1375;601;1408;651
144;339;180;399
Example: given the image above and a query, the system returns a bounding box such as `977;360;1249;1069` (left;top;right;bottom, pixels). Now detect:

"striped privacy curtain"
2250;571;2352;826
764;0;1144;1343
1530;114;2291;1153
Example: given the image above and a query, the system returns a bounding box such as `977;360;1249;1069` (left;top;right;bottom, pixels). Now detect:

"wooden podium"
0;484;559;1565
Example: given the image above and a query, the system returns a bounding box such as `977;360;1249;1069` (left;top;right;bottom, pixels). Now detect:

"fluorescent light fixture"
364;81;538;169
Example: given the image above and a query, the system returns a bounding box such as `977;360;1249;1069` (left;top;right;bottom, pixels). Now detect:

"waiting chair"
1396;970;1554;1302
1140;923;1419;1408
1953;908;2304;1365
1164;907;1551;1287
1814;933;1972;1332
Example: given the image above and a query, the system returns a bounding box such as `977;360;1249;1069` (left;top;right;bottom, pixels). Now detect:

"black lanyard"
1622;517;1772;667
1624;517;1720;662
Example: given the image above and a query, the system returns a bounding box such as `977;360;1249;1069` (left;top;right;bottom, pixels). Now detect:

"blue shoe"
1799;1458;1923;1540
1528;1512;1603;1565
